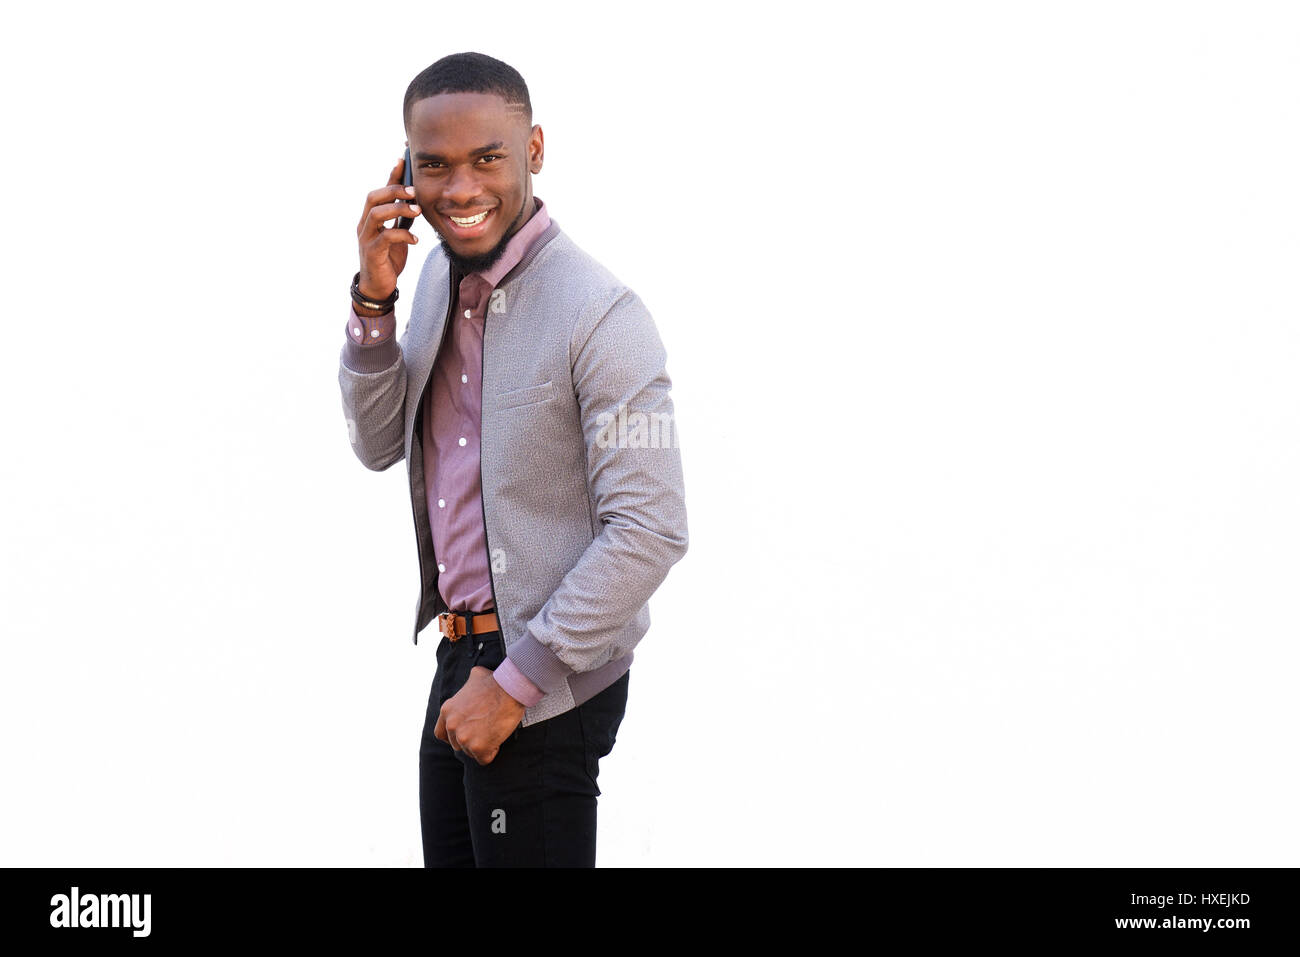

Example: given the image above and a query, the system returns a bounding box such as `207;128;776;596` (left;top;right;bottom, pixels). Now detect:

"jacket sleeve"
338;304;407;472
509;287;689;684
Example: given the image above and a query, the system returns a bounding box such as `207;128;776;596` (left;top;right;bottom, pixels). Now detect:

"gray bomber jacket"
338;218;688;726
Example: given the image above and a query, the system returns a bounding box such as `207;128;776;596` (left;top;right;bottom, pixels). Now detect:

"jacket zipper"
410;266;460;645
479;299;505;654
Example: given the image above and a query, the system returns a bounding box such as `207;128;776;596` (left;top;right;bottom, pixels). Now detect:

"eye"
477;154;502;164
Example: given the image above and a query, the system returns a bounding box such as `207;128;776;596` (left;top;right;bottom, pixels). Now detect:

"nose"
442;163;483;208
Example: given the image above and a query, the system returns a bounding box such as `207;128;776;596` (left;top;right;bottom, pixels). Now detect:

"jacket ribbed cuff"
507;629;576;695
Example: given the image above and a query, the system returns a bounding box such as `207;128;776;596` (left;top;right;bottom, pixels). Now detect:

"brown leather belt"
437;610;499;642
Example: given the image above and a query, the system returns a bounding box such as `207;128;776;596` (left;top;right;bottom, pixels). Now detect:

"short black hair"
403;52;532;131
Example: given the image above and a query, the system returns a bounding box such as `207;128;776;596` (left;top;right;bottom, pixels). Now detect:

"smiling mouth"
448;210;491;226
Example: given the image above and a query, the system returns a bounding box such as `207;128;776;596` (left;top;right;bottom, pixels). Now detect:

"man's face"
406;91;543;274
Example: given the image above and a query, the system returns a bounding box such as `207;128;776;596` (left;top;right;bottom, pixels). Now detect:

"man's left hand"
434;666;527;765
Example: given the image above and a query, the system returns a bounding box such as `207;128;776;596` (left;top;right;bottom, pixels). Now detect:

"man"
337;52;688;867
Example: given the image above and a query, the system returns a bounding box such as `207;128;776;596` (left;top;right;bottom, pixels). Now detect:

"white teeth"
450;210;490;226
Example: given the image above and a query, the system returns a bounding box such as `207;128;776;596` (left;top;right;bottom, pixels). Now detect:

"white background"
1;0;1297;866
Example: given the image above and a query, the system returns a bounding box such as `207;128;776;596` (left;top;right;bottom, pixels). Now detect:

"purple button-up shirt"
344;196;552;707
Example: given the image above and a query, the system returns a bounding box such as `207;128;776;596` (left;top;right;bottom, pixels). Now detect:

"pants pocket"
471;635;504;670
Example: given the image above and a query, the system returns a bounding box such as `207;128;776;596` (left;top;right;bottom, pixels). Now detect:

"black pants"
418;631;630;867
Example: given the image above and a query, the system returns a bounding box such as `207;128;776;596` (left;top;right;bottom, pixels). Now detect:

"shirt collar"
463;196;550;291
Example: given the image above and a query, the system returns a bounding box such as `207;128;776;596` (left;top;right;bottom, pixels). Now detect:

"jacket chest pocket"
493;379;554;412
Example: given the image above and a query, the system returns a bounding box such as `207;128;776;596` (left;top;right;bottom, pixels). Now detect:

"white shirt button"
461;374;468;384
458;437;467;447
370;329;380;338
464;309;472;319
437;563;446;573
351;326;361;337
437;498;445;508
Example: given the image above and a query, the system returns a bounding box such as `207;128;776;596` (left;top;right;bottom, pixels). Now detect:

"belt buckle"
438;612;465;642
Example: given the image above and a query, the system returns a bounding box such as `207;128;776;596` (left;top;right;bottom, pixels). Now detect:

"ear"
529;124;544;174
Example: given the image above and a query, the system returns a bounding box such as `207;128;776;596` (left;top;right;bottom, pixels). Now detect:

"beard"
437;197;526;276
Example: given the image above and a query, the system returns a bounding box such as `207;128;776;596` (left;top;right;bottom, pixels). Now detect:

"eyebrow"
415;142;506;162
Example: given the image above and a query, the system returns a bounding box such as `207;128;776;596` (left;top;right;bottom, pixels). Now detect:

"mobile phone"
397;146;415;229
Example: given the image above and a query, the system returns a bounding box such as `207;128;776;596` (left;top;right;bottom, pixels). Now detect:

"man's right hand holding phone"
354;155;419;317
